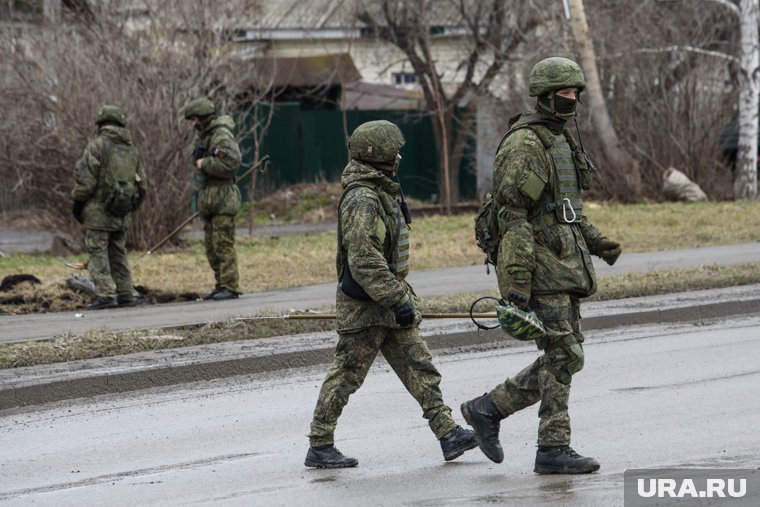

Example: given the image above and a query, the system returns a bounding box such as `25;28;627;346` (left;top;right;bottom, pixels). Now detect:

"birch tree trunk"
567;0;642;198
735;0;760;199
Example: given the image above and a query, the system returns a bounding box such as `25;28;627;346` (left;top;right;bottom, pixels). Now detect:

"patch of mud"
0;274;201;315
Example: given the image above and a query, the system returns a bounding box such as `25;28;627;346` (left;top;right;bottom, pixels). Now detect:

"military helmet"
349;120;405;163
183;97;216;119
95;104;126;126
496;303;546;341
528;57;585;97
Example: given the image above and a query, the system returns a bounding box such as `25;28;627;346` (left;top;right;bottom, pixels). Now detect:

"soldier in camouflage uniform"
183;98;242;301
461;57;622;474
71;105;146;310
305;120;477;468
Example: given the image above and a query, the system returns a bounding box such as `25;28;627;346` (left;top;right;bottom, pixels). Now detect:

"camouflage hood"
98;125;134;146
341;159;400;195
200;115;235;138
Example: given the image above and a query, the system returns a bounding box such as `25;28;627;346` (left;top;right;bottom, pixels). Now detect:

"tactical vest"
497;119;594;255
542;127;583;224
337;181;409;300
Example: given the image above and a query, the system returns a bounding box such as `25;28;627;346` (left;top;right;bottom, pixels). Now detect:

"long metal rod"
234;312;498;322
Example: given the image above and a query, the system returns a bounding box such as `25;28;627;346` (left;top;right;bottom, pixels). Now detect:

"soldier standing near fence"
183;98;242;301
71;105;146;310
304;120;477;469
461;57;622;474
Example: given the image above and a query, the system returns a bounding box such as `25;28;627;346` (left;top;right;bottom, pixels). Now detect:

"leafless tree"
0;0;274;249
733;0;759;199
566;0;642;199
580;0;740;200
355;0;543;212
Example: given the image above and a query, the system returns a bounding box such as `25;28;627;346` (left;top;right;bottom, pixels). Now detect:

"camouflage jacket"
193;115;242;218
335;160;419;334
71;125;146;231
493;110;604;298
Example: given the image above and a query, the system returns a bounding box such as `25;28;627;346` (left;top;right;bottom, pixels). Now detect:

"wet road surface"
1;314;759;506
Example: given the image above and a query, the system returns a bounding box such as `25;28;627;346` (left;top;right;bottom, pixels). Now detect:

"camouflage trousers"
490;293;585;446
203;214;240;294
309;325;457;447
85;228;139;302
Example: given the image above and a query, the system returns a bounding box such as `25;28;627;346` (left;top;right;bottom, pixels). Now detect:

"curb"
2;297;760;411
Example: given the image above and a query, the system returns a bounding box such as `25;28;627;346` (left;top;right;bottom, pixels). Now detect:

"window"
392;72;417;85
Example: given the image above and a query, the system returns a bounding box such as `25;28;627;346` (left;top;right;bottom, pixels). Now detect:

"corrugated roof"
247;0;468;30
253;53;362;87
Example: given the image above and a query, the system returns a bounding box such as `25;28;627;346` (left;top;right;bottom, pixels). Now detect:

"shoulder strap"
495;120;551;155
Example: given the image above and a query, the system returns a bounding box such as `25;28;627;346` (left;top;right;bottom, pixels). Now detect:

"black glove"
594;237;622;266
506;281;531;310
393;299;415;327
72;201;85;223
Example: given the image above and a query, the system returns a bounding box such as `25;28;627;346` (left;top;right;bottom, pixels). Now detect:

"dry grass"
0;319;336;368
2;200;760;316
1;262;759;368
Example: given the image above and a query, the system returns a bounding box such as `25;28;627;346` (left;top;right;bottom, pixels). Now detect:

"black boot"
534;445;600;474
439;425;478;461
118;297;146;307
87;296;118;310
202;288;220;301
304;445;358;469
460;392;504;463
212;288;239;301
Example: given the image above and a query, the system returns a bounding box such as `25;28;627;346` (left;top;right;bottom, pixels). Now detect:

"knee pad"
544;335;584;384
562;334;584;377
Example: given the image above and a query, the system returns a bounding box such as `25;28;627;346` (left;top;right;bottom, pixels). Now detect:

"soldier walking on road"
183;98;242;301
305;120;477;469
461;57;622;474
71;105;146;310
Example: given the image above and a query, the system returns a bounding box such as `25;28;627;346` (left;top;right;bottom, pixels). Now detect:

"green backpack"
101;140;141;217
474;192;500;270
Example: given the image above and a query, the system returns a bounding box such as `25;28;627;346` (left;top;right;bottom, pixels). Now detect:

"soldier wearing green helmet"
71;104;146;309
183;97;242;301
461;57;622;474
305;120;477;469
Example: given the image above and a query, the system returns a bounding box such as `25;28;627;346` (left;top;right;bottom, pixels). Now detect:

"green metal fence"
237;102;475;201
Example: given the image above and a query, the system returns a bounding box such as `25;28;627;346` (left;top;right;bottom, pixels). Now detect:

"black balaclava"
537;90;579;123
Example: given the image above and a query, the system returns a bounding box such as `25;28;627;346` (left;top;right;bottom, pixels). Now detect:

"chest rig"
541;127;583;224
338;181;409;300
500;118;594;255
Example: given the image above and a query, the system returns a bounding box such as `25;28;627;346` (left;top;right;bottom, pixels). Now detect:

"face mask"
554;95;577;116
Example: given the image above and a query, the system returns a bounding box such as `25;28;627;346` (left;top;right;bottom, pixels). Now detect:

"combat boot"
304;445;358;469
534;445;600;474
460;392;504;463
87;296;118;310
212;288;239;301
118;297;146;307
439;425;478;461
202;288;220;301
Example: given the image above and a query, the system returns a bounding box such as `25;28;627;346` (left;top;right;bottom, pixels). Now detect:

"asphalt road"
1;314;759;506
3;242;760;344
